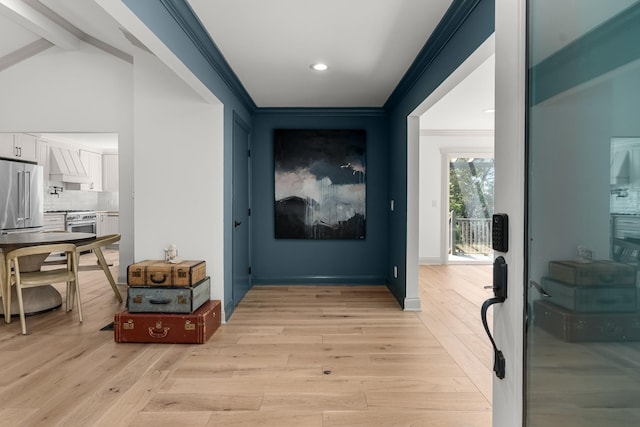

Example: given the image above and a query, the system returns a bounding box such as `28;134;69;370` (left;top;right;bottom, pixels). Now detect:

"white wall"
0;42;135;281
419;132;494;264
133;51;225;306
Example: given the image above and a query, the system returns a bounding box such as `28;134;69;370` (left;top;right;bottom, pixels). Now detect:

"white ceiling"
420;54;495;130
186;0;454;108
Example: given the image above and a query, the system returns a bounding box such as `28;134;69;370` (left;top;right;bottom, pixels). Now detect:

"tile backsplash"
45;187;118;212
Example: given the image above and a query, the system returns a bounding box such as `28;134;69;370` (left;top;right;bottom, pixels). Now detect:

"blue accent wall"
384;0;494;304
251;109;389;284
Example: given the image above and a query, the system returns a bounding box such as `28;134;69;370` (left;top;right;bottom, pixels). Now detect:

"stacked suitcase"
534;260;640;342
114;260;220;344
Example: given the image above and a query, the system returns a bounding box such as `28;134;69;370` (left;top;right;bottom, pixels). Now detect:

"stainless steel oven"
66;211;97;255
65;211;97;234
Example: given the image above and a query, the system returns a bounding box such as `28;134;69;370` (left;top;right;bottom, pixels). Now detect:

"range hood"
611;150;629;185
49;146;92;184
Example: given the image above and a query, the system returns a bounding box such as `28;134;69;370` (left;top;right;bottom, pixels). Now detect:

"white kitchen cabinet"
43;213;66;231
96;212;107;236
0;133;38;162
102;154;119;192
106;213;119;236
80;150;102;191
38;140;50;188
97;212;119;237
0;133;14;159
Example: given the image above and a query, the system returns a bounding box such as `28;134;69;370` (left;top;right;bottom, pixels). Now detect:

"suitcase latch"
178;296;188;305
123;319;134;330
133;295;142;304
184;320;195;331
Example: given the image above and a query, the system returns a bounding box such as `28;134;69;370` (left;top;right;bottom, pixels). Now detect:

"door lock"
481;256;508;379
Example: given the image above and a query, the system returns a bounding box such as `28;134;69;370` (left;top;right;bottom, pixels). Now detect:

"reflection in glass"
526;1;640;426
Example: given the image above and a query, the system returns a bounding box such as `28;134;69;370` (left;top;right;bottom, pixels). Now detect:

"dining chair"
71;234;123;305
4;243;81;335
42;234;123;304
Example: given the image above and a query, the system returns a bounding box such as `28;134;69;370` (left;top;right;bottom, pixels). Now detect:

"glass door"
448;156;494;262
525;1;640;426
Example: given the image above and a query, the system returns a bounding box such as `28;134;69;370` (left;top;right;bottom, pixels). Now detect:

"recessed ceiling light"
310;63;328;71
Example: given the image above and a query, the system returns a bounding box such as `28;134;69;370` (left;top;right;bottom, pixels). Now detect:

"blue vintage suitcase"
541;277;637;313
127;276;210;313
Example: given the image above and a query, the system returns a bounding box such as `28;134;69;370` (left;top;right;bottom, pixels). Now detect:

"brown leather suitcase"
533;299;640;342
127;260;206;287
114;299;220;344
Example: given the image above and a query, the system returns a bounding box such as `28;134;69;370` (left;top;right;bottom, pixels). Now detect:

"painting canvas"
274;129;366;239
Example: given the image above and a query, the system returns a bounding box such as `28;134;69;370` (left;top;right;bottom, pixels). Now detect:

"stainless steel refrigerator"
0;158;44;233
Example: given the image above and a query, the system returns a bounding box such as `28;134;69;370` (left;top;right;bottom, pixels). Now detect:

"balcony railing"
449;211;492;255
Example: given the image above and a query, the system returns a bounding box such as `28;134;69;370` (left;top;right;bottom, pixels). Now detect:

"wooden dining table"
0;231;96;316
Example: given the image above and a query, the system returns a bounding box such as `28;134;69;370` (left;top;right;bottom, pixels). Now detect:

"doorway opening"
447;154;494;263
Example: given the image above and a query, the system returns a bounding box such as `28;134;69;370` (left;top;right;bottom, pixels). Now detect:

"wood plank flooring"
0;254;494;427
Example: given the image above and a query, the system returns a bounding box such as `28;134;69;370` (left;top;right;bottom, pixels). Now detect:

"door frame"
492;0;526;425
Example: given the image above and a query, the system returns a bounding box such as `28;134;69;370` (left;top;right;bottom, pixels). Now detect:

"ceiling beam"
0;0;80;49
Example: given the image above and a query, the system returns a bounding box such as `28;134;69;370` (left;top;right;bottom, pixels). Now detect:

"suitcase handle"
149;321;170;338
150;273;168;284
597;273;614;283
149;298;171;305
148;325;170;338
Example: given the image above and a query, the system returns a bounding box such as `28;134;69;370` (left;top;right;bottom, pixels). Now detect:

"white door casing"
492;0;526;425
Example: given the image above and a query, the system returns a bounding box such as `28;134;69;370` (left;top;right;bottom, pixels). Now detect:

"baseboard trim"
404;297;422;312
252;275;387;285
419;257;442;265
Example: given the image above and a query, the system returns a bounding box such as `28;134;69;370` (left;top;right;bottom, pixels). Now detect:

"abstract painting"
274;129;366;239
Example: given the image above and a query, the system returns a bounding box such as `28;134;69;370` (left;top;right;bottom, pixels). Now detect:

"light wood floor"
0;253;493;427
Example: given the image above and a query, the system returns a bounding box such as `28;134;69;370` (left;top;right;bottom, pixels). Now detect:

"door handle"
234;220;242;228
481;256;507;379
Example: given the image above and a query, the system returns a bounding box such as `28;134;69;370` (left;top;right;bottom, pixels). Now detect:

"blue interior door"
232;118;251;307
525;2;640;425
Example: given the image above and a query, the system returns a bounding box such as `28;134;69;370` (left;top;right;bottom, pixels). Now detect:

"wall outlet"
393;265;398;279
